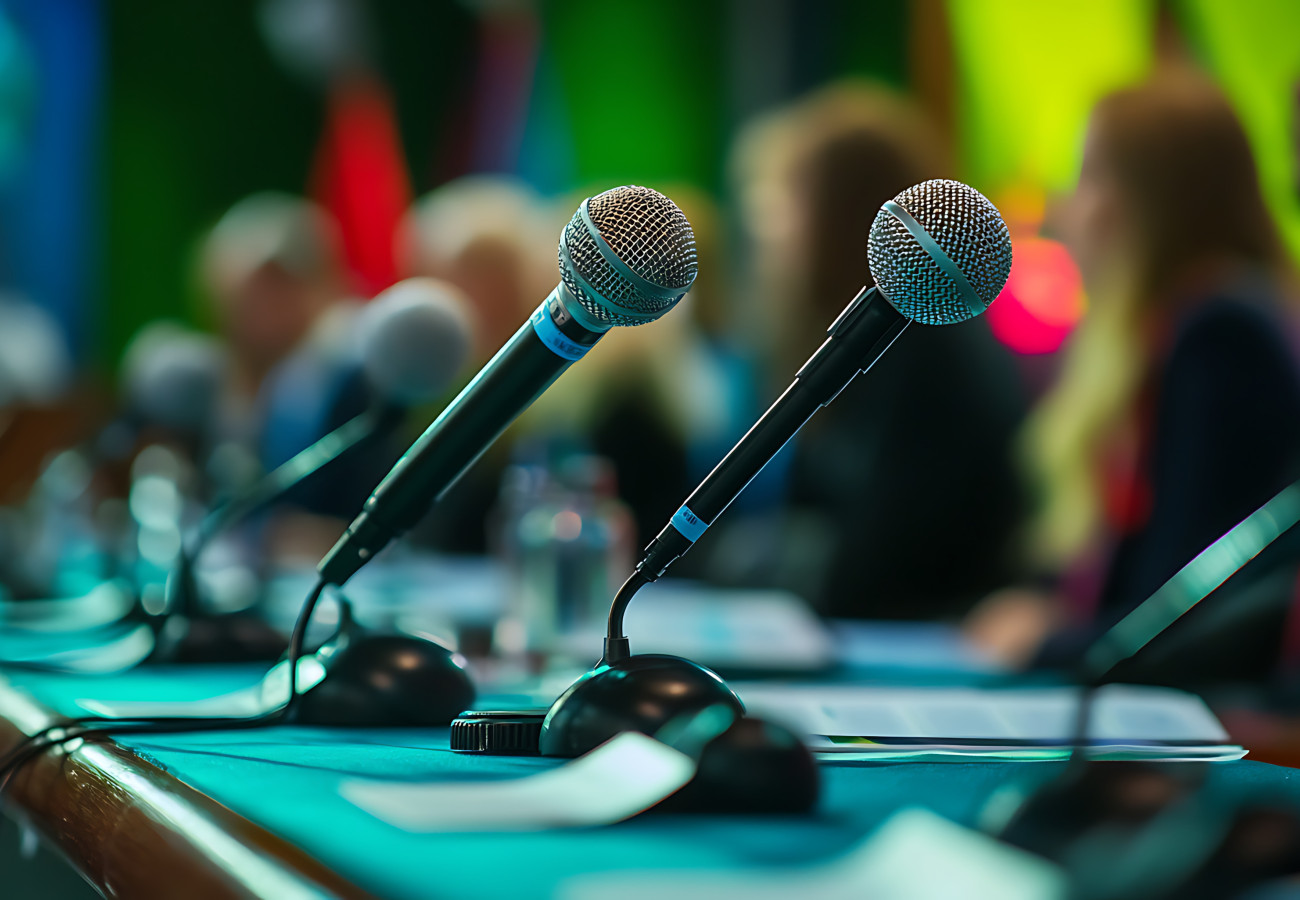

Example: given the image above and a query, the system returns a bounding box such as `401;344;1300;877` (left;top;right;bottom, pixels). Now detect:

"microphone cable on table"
0;578;329;796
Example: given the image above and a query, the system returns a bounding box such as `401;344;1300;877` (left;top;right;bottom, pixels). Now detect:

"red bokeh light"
987;237;1086;355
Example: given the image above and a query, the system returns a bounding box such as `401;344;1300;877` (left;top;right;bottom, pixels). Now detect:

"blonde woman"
968;70;1300;682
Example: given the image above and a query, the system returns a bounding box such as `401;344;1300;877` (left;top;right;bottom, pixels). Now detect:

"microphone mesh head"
559;185;697;327
868;179;1013;325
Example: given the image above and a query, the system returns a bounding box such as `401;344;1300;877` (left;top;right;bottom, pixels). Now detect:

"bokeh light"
987;236;1086;355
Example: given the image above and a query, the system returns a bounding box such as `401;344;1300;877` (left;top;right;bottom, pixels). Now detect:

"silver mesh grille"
867;179;1012;325
559;185;697;327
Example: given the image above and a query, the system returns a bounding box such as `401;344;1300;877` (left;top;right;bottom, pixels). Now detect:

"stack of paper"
735;683;1245;762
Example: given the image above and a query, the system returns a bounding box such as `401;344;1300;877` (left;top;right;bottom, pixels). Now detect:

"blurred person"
712;81;1028;619
398;175;553;361
0;292;80;504
393;176;555;553
966;70;1300;684
200;191;346;415
198;191;355;464
197;192;400;556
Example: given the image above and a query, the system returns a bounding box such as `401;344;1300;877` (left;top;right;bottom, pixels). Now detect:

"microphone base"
655;715;820;814
289;632;477;728
148;611;286;664
539;653;743;758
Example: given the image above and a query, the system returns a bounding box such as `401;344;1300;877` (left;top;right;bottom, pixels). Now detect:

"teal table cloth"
6;665;1300;899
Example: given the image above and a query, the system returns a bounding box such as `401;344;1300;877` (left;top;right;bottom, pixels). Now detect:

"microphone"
982;481;1300;894
120;323;228;443
156;279;474;654
74;323;229;472
0;325;228;601
540;179;1014;759
0;282;476;659
317;185;698;587
186;279;474;556
612;178;1014;661
355;278;475;408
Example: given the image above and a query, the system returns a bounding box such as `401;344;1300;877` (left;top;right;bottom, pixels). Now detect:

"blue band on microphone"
883;200;985;318
670;505;709;543
530;300;592;361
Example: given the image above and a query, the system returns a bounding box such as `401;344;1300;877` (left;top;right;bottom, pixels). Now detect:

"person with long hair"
968;69;1300;682
717;82;1027;618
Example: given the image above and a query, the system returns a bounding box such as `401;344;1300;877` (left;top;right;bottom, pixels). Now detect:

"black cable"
283;577;328;720
0;579;329;797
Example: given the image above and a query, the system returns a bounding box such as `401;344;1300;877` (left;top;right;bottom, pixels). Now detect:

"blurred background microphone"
0;322;224;603
162;276;475;636
111;322;228;459
251;275;475;538
357;277;475;407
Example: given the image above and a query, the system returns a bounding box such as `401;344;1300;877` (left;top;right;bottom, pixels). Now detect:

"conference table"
3;621;1300;899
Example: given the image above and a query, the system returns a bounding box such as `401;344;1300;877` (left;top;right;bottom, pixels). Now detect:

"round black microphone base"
539;653;743;758
148;611;286;664
288;604;477;728
656;715;820;814
146;561;285;664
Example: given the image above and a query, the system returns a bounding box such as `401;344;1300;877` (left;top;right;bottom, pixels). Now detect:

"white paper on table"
560;807;1066;900
340;732;696;832
801;744;1246;763
76;657;326;718
735;682;1244;761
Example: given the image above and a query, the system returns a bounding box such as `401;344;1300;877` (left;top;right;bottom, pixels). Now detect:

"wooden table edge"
0;679;380;900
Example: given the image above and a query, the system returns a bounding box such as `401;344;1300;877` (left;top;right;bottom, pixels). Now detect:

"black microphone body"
318;290;602;585
638;286;906;580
